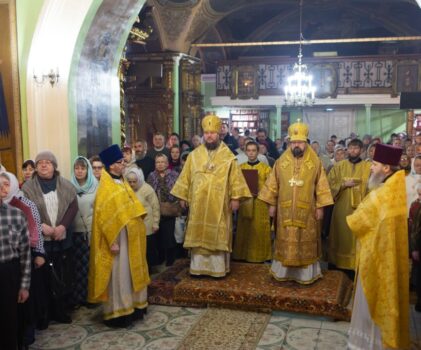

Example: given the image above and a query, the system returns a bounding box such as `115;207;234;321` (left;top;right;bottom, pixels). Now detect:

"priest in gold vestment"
347;144;409;350
233;141;272;262
171;114;251;277
88;145;150;327
258;121;333;284
328;139;371;273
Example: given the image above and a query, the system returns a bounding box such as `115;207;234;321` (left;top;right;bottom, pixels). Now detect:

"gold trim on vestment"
270;270;323;285
189;268;230;277
103;301;148;320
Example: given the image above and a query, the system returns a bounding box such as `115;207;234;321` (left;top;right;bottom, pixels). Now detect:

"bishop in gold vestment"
347;144;409;350
328;139;371;271
88;145;150;327
171;114;251;277
258;121;333;284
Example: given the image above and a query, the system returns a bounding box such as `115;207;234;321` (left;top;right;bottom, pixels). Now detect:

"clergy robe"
170;142;251;277
346;170;409;350
258;146;333;284
88;170;150;320
233;161;272;262
327;159;371;270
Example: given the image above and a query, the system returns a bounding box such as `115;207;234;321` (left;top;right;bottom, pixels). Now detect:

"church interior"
1;0;421;349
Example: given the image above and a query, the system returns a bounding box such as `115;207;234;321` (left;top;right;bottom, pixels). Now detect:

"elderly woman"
0;171;47;347
70;156;98;308
22;151;78;324
125;168;160;271
147;154;180;266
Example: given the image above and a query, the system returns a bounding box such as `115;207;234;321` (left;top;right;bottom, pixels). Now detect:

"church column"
275;105;282;139
172;55;181;134
365;104;372;135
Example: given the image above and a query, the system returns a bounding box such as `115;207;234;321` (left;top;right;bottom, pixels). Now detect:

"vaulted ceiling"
129;0;421;72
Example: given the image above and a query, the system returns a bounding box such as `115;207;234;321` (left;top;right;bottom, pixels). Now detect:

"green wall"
355;108;406;141
201;80;215;110
16;0;45;158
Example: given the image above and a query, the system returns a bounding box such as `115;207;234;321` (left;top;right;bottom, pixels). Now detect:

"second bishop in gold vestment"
258;121;333;284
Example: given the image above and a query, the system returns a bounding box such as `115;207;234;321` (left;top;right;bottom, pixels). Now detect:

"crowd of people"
0;115;419;349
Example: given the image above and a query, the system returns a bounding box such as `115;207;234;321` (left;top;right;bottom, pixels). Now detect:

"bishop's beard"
205;139;220;150
292;147;304;158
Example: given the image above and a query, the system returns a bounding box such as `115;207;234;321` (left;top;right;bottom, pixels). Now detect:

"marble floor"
29;303;421;350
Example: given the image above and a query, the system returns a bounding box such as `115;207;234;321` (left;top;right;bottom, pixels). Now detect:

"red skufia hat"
373;144;402;166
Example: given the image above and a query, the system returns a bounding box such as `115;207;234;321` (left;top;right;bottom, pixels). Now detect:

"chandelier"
284;0;316;107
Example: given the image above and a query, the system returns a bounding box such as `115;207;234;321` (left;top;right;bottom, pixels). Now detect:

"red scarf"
9;197;38;248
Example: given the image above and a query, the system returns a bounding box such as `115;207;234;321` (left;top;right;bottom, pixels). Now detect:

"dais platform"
148;259;352;321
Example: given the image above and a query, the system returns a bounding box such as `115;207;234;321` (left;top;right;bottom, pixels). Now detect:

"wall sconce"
33;68;60;87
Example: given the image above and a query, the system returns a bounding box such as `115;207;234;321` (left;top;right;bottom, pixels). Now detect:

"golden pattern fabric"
88;170;150;303
171;142;252;253
328;159;371;270
346;170;409;349
233;162;272;262
258;147;333;266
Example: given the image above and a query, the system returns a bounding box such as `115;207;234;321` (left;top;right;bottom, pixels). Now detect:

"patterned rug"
176;307;271;350
148;259;353;321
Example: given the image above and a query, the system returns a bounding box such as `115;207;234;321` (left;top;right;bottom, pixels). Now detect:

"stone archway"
73;0;146;157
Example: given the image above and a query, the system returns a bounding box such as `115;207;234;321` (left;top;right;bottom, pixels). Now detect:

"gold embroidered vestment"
258;147;333;266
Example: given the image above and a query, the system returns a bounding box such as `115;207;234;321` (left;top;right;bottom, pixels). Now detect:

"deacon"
327;139;371;276
88;144;150;328
171;114;251;277
347;144;409;350
258;120;333;284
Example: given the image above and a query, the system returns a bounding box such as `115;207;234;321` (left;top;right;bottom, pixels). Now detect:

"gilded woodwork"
123;53;203;144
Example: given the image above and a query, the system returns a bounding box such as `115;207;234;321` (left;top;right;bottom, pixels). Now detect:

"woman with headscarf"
70;156;98;308
22;151;78;324
168;145;182;173
125;168;160;272
0;171;47;348
147;154;179;266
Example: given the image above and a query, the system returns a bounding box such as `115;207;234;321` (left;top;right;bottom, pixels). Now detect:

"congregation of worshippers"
0;115;418;350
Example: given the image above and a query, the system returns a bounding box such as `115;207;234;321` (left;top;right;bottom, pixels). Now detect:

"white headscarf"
125;167;145;189
0;171;23;204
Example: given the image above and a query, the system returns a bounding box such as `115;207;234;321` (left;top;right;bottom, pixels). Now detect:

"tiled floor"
29;304;421;350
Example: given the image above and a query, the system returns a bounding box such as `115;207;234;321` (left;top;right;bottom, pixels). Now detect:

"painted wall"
201;79;215;110
355;108;406;142
20;0;146;177
74;0;145;159
25;0;95;177
16;0;45;159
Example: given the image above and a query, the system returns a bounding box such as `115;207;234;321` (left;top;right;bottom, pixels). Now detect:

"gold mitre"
202;114;222;133
288;119;309;142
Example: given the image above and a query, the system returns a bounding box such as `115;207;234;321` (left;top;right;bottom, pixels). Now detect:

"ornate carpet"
148;259;353;321
176;307;271;350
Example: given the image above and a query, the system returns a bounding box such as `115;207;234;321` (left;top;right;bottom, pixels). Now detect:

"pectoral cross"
288;178;304;187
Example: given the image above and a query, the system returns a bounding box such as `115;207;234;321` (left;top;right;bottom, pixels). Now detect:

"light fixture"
284;0;316;107
33;68;60;87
